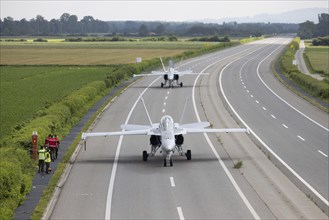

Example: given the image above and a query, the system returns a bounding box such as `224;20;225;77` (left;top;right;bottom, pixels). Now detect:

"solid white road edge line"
192;50;270;220
177;207;185;220
105;76;161;220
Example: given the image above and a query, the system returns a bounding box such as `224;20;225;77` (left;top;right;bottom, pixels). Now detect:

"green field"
304;46;329;77
0;40;214;65
0;66;114;139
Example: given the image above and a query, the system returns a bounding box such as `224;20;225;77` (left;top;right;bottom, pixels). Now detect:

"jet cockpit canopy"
160;115;174;131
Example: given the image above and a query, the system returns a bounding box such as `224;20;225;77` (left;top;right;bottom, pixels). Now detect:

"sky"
1;0;328;22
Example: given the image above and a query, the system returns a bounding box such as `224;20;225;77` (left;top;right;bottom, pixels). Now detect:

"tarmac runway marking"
318;150;328;158
297;135;305;141
177;207;185;220
170;177;176;187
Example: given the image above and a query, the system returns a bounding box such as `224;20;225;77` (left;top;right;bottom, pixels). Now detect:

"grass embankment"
278;37;329;107
0;39;242;219
304;46;329;78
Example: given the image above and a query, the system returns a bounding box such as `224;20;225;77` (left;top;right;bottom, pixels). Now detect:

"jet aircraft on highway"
133;57;206;88
82;97;248;167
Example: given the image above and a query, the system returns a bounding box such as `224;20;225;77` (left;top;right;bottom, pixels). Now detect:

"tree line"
0;13;299;37
297;13;329;39
0;13;108;36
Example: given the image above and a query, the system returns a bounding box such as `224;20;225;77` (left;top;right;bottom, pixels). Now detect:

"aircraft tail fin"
179;97;189;124
160;57;167;72
140;96;153;126
177;57;184;70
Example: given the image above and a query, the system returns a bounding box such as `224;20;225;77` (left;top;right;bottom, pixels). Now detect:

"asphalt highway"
50;37;328;219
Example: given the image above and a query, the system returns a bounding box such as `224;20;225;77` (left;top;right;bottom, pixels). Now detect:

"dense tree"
316;13;329;37
138;24;149;36
297;20;316;39
297;13;329;39
155;23;165;35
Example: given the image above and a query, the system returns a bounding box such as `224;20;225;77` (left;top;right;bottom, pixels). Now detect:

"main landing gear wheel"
161;82;164;88
180;82;183;87
164;159;173;167
143;150;149;161
186;150;192;160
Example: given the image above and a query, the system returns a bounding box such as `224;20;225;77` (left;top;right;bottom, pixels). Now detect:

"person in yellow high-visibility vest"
38;146;46;173
45;149;51;174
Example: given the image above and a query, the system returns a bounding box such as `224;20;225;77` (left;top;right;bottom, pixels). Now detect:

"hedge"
279;37;329;102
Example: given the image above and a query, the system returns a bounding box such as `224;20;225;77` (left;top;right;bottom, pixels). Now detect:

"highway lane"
50;37;327;219
219;37;329;208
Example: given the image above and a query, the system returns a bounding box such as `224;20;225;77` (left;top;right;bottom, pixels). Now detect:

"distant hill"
197;8;328;24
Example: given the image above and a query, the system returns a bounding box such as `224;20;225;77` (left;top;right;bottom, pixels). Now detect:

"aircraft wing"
121;124;151;131
133;71;166;77
175;124;248;134
82;123;161;140
181;122;210;129
185;128;248;134
174;70;209;76
82;130;151;140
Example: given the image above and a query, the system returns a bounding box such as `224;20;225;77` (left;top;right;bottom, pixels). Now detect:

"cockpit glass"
161;116;173;131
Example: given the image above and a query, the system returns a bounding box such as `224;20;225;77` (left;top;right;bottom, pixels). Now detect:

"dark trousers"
38;160;45;173
45;162;50;173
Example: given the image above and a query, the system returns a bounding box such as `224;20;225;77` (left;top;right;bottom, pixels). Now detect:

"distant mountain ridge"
194;8;328;24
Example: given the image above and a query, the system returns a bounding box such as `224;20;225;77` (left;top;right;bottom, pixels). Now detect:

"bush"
0;147;34;220
33;38;48;42
279;37;329;102
312;36;329;46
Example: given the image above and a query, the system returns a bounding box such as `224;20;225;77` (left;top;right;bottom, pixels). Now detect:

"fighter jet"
133;57;205;88
82;97;248;167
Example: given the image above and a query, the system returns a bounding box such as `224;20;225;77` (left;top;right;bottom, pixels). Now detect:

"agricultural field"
0;66;113;139
0;40;214;65
304;46;329;77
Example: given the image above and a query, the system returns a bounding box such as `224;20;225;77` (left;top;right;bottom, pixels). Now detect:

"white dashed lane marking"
170;177;175;187
318;150;328;158
297;135;305;141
